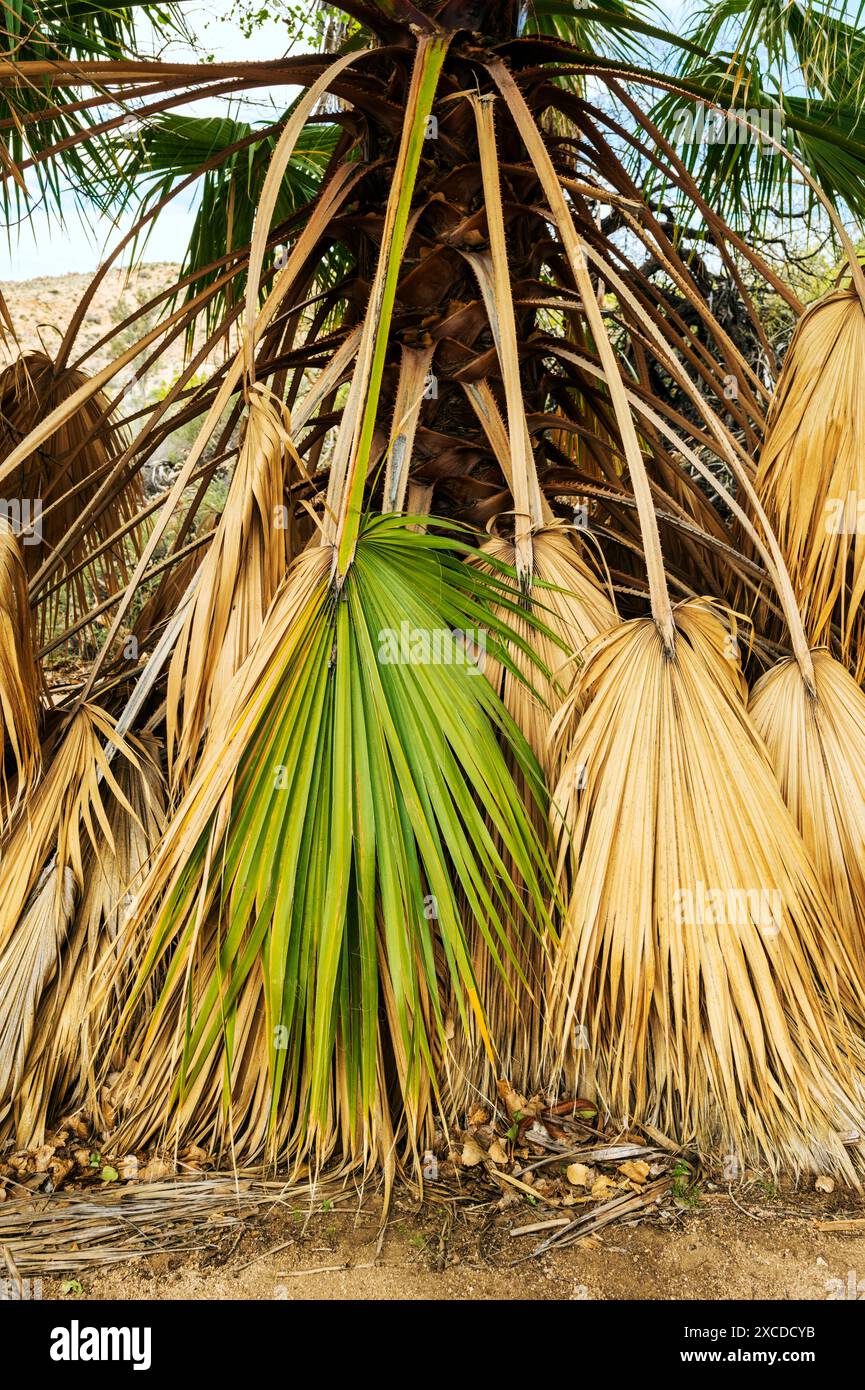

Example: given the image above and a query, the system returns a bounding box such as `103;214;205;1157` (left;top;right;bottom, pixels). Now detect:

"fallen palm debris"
0;1176;331;1278
0;1087;690;1277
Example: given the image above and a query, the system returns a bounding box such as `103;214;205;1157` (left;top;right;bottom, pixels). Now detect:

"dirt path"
39;1187;865;1301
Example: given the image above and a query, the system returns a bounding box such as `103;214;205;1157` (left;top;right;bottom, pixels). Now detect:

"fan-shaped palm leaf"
111;519;556;1172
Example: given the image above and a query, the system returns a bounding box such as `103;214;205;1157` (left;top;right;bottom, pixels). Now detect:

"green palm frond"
110;112;344;325
3;1;183;55
526;0;685;59
649;1;865;228
682;0;865;104
509;1;865;228
0;1;188;222
113;517;557;1169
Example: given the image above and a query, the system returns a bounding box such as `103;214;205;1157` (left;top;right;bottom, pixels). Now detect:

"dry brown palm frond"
746;645;865;984
166;382;297;789
131;515;217;651
754;287;865;677
0;705;143;1116
491;65;865;1174
464;98;618;762
615;269;865;987
0;351;143;638
11;733;165;1148
476;528;617;771
549;602;865;1177
464;372;617;766
81;730;166;1031
0;518;41;821
750;651;865;976
684;366;865;989
603;271;865;974
0;865;77;1130
108;542;333;1163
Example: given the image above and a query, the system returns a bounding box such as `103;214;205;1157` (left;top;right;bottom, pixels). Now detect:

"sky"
0;5;306;279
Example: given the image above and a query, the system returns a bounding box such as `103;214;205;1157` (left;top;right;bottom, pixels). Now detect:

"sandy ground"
38;1186;865;1302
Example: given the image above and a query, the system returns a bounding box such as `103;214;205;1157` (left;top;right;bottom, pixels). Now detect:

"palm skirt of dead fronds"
5;14;865;1197
549;602;865;1180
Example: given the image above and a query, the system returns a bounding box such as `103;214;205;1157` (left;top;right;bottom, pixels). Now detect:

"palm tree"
3;0;865;1186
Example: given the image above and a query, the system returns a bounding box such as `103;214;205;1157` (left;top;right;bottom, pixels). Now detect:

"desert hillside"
0;262;183;376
